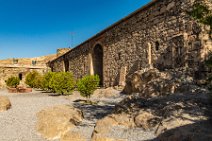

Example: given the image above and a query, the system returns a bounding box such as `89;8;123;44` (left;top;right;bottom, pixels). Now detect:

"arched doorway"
93;44;103;86
19;73;23;80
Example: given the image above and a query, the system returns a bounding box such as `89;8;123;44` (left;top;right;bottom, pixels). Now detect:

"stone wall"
0;54;56;66
49;0;212;87
57;48;72;57
0;54;56;88
0;67;48;88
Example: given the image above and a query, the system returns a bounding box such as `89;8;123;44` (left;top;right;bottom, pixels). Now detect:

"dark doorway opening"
93;44;103;86
19;73;23;80
64;57;69;72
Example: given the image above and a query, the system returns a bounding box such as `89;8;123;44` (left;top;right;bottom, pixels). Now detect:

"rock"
92;113;134;141
134;111;156;130
158;120;212;141
0;96;11;112
61;130;86;141
93;87;120;98
36;105;83;140
123;68;196;97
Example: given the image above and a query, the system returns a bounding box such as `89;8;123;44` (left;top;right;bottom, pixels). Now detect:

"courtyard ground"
0;89;158;141
0;89;72;141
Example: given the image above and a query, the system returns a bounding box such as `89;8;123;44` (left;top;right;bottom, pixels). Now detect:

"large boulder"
91;113;134;141
134;110;157;130
93;87;120;98
36;105;83;140
157;120;212;141
123;68;197;97
0;96;11;111
61;130;86;141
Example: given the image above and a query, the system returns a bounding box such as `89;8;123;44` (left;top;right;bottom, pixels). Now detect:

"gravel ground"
0;89;156;141
0;89;71;141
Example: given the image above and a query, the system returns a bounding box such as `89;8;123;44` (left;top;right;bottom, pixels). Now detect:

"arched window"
19;73;23;80
155;41;160;51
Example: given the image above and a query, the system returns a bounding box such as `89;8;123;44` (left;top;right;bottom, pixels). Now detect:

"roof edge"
49;0;159;63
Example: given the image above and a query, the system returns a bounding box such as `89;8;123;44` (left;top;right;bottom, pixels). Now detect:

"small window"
13;58;18;64
118;52;121;60
155;41;160;51
32;60;37;66
19;73;23;80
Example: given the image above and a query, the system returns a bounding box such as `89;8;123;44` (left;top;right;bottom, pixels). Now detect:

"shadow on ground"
73;101;115;121
145;120;212;141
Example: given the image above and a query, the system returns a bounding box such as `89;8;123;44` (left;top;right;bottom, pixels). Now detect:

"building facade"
0;48;71;88
49;0;212;87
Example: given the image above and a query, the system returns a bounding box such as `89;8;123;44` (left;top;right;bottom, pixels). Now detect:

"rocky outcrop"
0;96;11;111
123;68;201;97
36;105;83;140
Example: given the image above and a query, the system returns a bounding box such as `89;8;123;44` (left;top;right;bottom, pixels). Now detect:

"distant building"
0;48;70;88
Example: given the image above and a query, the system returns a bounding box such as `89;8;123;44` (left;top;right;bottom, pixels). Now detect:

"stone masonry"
49;0;212;87
0;48;70;88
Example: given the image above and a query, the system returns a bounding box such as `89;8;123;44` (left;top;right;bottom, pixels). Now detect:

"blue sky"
0;0;151;59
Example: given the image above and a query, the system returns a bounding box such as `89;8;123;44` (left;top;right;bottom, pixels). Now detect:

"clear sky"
0;0;151;59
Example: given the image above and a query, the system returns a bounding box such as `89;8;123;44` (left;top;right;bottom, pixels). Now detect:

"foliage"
41;72;55;91
25;71;42;88
5;76;20;88
50;72;76;95
77;75;100;98
188;1;212;34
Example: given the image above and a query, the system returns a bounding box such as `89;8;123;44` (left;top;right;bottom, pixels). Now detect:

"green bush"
5;76;20;88
50;72;76;95
77;75;100;98
25;71;42;88
41;72;55;91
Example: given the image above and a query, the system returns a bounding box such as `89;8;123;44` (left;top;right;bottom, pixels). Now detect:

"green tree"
188;1;212;35
42;71;55;91
77;75;100;98
5;76;20;88
25;71;42;88
50;72;76;95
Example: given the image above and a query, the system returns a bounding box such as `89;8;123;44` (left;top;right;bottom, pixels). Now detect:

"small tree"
41;72;55;91
25;71;42;88
50;72;76;95
5;76;20;88
77;75;100;98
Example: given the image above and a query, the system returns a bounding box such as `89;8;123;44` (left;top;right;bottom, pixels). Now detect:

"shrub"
50;72;76;95
77;75;100;98
34;75;44;89
5;76;20;88
25;71;42;88
41;72;55;91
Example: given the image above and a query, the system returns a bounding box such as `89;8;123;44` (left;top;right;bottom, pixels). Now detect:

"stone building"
0;48;70;88
49;0;212;87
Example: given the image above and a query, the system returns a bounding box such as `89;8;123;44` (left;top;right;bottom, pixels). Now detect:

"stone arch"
92;44;103;86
